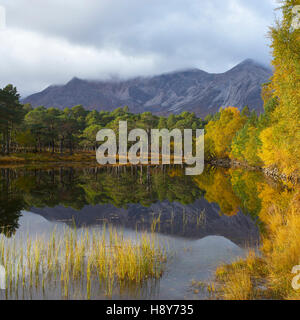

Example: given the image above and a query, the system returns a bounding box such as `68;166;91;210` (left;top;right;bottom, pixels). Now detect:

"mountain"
31;198;259;247
23;59;272;117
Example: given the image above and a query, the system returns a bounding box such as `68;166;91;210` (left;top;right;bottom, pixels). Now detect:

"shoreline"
0;153;298;184
207;158;299;185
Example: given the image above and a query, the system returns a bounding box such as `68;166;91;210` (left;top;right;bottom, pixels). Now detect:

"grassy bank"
214;190;300;300
0;152;97;165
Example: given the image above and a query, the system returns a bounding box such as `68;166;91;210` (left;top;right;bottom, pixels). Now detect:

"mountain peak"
240;58;256;65
68;77;83;83
225;59;271;75
238;58;270;70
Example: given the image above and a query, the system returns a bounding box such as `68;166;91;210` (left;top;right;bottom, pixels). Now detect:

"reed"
0;225;167;299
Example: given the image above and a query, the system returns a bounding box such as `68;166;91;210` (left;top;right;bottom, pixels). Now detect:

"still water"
0;165;282;299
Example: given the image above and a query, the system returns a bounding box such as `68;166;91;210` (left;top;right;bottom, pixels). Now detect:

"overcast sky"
0;0;278;97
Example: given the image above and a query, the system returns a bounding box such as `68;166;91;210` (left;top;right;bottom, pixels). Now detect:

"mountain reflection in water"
0;165;264;246
0;164;285;299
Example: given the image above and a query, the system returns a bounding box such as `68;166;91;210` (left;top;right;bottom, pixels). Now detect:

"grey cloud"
0;0;277;96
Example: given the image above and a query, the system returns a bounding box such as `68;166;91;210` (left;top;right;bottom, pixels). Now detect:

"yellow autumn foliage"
194;168;240;216
259;0;300;177
205;107;247;159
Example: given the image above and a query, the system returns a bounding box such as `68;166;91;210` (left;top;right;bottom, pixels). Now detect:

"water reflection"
0;164;290;299
0;166;263;246
0;211;245;300
0;164;282;299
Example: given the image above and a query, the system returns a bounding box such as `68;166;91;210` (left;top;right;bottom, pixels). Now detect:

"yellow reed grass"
0;225;167;299
213;190;300;300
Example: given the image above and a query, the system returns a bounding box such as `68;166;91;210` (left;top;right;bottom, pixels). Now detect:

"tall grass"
0;226;167;299
214;190;300;300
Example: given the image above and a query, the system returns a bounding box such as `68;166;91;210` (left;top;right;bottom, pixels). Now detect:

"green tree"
25;107;48;152
81;124;102;150
0;85;24;154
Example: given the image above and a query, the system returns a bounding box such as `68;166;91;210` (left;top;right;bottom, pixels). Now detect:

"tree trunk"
69;139;73;155
38;137;41;152
5;128;10;155
60;138;64;154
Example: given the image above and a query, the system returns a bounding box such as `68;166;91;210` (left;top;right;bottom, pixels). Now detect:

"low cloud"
0;0;277;97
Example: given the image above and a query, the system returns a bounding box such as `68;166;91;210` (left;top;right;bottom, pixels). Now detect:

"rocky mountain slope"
31;198;259;247
23;59;272;117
